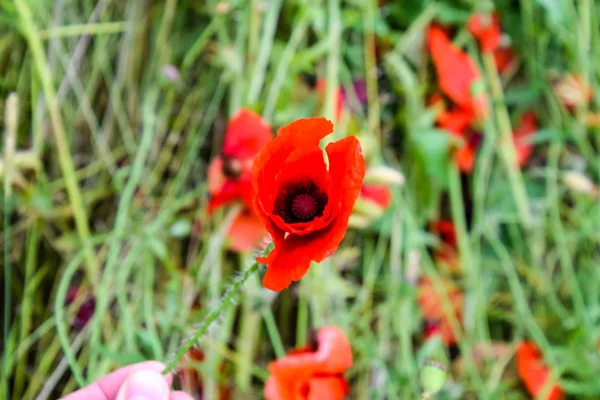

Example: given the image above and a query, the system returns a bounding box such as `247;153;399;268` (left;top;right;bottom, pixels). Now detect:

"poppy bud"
563;171;598;198
364;165;405;186
420;360;448;398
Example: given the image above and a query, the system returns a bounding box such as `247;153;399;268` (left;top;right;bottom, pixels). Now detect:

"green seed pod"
420;360;448;398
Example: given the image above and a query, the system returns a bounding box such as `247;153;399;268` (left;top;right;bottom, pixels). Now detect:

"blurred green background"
1;0;600;399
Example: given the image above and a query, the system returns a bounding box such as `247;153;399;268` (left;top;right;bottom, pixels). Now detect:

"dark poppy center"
221;155;243;178
274;181;328;224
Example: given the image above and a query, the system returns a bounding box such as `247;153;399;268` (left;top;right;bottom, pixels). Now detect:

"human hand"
60;361;193;400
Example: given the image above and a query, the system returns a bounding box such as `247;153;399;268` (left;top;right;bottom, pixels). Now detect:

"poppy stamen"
275;181;328;223
291;194;318;220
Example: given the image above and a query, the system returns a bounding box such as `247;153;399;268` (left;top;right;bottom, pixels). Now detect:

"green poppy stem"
162;244;271;374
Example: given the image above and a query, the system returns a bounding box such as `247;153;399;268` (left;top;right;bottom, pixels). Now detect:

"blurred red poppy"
454;135;481;173
493;46;517;74
265;326;353;400
427;93;479;173
418;278;464;346
207;108;271;251
467;13;501;53
516;342;564;400
360;184;392;210
512;112;538;167
428;93;474;136
468;12;517;74
252;118;365;291
428;25;488;120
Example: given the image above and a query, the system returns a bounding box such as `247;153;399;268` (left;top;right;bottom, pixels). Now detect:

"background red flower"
517;342;564;400
265;326;353;400
207;108;271;251
428;25;488;120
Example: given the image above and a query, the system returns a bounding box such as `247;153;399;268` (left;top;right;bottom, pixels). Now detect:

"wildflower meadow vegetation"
1;1;600;399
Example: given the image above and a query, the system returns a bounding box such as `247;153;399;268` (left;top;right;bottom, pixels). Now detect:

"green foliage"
1;0;600;399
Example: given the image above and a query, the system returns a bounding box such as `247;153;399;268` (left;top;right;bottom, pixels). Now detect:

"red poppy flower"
316;79;345;121
252;118;365;292
360;184;392;210
265;326;353;400
512;112;538;167
454;136;480;173
428;25;488;120
467;13;502;53
428;94;481;173
207;108;272;251
418;278;464;346
516;342;564;400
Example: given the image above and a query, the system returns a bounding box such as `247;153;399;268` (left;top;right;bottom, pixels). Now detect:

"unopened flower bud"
563;171;598;197
364;166;405;186
420;360;448;398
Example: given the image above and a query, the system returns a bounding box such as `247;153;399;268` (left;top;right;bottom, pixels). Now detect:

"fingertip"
169;391;195;400
116;370;170;400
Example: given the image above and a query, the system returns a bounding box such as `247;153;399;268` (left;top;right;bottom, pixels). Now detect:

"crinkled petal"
264;376;294;400
223;108;272;160
307;376;348;400
428;25;488;119
207;157;255;212
467;13;502;53
313;326;353;374
517;342;564;400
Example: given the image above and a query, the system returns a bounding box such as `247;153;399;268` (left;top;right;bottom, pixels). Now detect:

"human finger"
169;391;195;400
114;369;170;400
60;361;171;400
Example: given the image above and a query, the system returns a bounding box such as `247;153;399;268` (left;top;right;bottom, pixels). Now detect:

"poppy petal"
223;108;272;160
227;209;269;252
428;25;488;119
264;376;293;400
360;184;392;210
454;143;477;172
307;377;348;400
312;326;353;374
467;13;502;53
438;107;475;136
517;342;564;400
268;327;352;379
260;136;364;292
